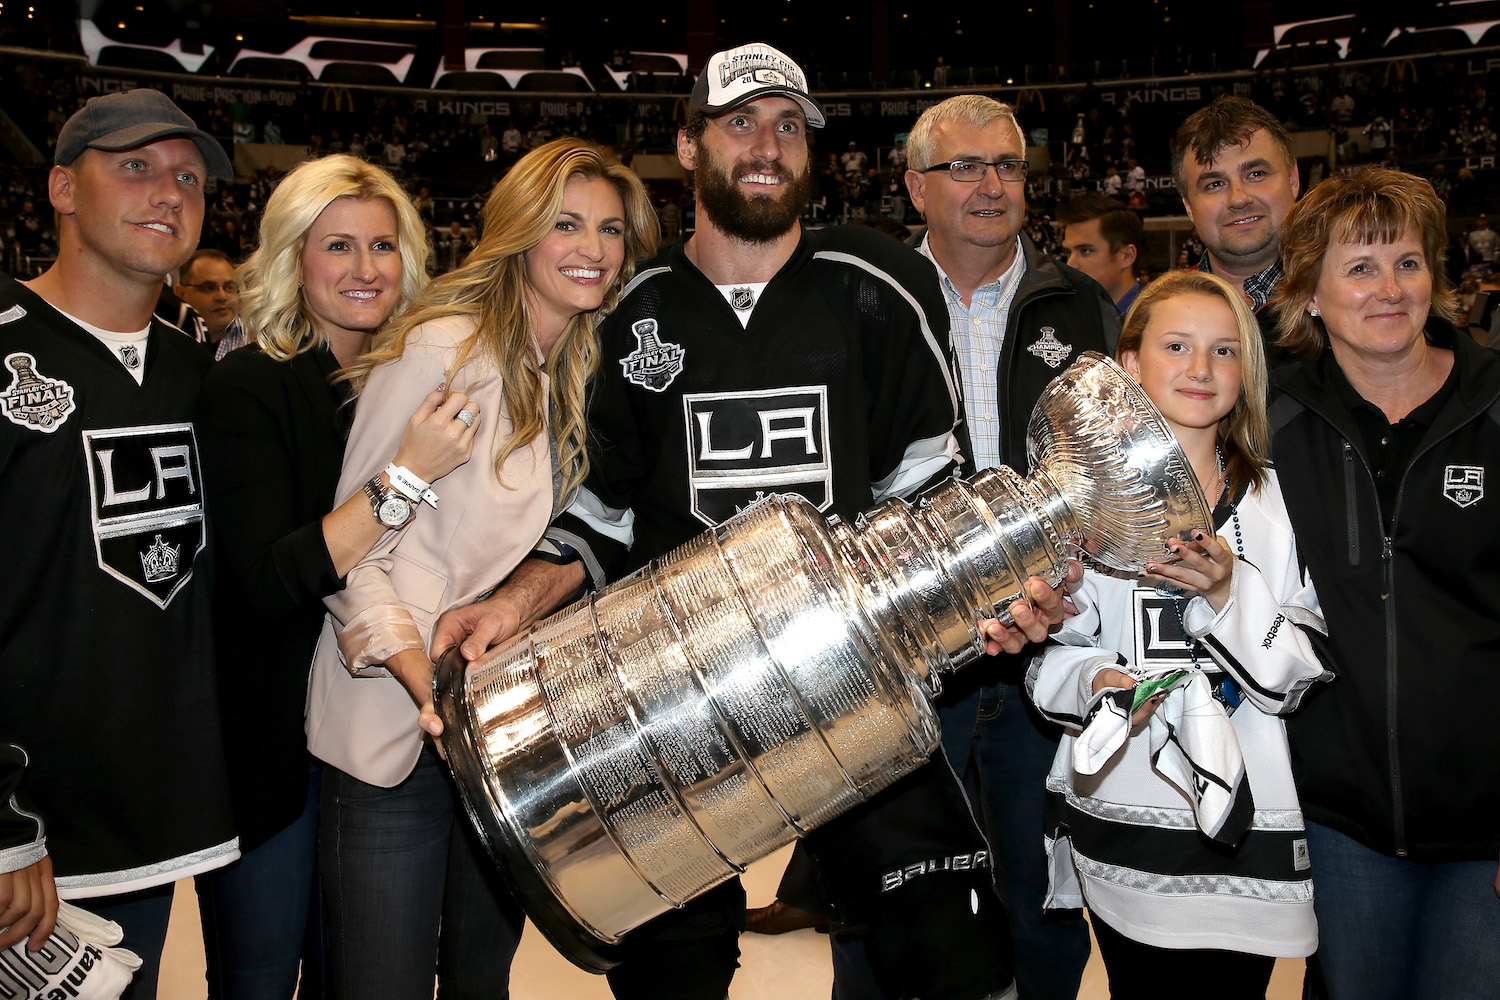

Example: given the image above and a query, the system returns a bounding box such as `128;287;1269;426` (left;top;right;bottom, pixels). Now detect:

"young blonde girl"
1026;269;1331;999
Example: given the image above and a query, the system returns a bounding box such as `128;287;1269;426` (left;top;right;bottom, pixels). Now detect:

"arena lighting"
1385;20;1500;45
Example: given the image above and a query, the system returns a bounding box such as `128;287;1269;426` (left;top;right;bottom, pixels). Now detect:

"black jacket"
1270;319;1500;862
196;344;351;850
911;233;1119;473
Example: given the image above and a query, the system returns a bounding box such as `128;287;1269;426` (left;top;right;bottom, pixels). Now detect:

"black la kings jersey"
545;230;1015;993
0;274;235;895
555;225;965;583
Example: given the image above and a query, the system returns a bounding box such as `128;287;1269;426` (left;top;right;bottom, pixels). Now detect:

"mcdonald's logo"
1016;88;1045;112
1384;59;1418;86
322;86;355;113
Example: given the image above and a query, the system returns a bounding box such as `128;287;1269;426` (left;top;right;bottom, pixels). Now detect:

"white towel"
1072;668;1254;845
0;899;142;999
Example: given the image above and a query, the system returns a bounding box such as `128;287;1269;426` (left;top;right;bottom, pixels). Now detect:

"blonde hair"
346;138;659;500
238;155;429;361
1276;166;1459;360
905;95;1027;172
1118;269;1272;497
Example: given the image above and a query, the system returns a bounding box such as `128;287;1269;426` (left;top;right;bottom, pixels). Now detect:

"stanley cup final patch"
620;318;685;392
1027;326;1074;368
1443;465;1484;508
82;423;206;608
1;351;76;433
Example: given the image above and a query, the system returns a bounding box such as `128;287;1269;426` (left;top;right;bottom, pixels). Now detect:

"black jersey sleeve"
0;744;45;876
811;227;964;502
546;306;651;589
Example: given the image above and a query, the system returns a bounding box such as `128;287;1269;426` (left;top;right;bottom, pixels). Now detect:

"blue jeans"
319;747;524;1000
196;760;328;1000
1304;821;1500;1000
938;679;1090;1000
84;883;175;1000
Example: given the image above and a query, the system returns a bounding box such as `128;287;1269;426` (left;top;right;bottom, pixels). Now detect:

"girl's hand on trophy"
1144;533;1234;613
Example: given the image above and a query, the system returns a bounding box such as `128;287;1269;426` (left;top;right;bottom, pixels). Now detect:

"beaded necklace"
1156;447;1245;709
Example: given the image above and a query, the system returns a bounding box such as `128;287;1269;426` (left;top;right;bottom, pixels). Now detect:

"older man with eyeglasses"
904;93;1120;1000
176;249;247;359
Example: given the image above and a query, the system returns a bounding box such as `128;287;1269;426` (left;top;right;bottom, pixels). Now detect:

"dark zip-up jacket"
1270;318;1500;862
912;232;1120;473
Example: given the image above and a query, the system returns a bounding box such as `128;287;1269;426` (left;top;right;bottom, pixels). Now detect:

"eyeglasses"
922;159;1030;183
181;281;239;295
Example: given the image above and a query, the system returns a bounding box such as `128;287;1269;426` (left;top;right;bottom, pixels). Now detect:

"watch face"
378;494;412;527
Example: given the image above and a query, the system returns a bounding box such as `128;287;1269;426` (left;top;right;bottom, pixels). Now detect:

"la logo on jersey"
82;423;205;608
1;351;75;433
1443;465;1484;508
1131;588;1198;668
682;385;832;527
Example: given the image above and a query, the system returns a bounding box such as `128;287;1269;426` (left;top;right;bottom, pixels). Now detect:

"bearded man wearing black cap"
433;42;1072;1000
0;89;238;997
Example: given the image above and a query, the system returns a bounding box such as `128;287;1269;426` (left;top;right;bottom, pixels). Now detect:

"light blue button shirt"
917;234;1026;472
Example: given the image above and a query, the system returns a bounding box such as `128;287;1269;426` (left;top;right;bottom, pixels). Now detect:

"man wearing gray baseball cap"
0;87;237;999
53;87;234;179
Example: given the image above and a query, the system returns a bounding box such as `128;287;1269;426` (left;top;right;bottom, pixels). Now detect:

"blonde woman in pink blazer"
307;138;659;1000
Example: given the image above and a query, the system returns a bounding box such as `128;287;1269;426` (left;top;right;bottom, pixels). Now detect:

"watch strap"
386;463;440;507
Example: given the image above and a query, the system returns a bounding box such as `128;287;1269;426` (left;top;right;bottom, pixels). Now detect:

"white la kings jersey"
1028;470;1331;957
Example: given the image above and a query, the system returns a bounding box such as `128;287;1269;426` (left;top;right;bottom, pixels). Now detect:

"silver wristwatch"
364;476;414;528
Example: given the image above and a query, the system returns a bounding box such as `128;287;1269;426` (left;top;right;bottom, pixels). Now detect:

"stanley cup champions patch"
81;423;206;608
682;385;832;527
1027;327;1074;368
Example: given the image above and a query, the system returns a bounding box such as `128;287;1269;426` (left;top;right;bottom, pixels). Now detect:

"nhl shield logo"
620;318;685;392
1;352;76;433
1443;465;1485;508
1027;327;1073;368
730;286;756;311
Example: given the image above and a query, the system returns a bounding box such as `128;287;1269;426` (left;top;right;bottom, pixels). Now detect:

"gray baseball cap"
56;89;234;179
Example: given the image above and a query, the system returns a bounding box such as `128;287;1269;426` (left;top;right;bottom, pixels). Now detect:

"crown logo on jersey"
1027;327;1073;369
620;318;685;393
140;533;182;583
1;352;76;433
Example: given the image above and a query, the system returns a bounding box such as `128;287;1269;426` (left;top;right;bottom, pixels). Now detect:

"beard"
694;140;816;244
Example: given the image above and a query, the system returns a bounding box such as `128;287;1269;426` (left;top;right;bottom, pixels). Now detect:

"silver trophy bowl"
435;352;1210;971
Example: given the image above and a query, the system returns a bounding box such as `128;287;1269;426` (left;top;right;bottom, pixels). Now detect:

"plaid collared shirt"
1198;254;1284;311
917;234;1026;472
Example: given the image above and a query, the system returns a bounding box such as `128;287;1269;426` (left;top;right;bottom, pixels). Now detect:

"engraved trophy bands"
434;352;1211;971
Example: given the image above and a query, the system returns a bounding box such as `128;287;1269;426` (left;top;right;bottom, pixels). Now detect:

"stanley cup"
435;352;1212;971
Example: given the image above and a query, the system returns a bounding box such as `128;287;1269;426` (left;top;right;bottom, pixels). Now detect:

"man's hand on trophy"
431;592;524;663
978;559;1082;655
430;557;589;662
